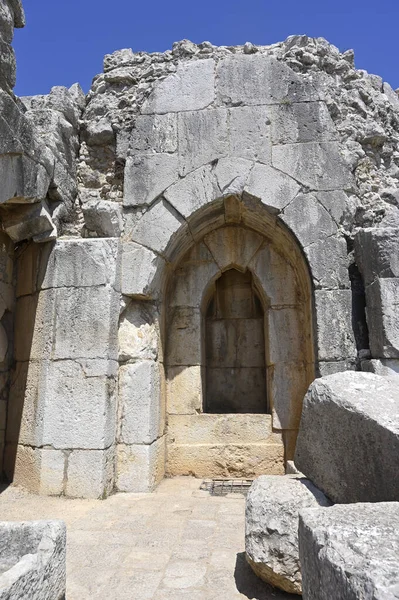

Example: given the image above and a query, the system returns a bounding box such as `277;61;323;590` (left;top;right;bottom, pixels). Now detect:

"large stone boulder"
299;503;399;600
245;475;332;594
0;520;66;599
295;371;399;503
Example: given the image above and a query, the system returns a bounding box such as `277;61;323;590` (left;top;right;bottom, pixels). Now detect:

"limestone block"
168;242;220;308
281;193;337;248
40;238;121;289
249;244;299;306
315;190;350;226
295;371;399;503
84;117;114;146
228;106;272;163
166;366;203;415
355;227;399;286
167;307;201;366
216;55;319;106
178;108;228;176
270;101;337;145
83;200;123;237
366;278;399;358
213;157;253;196
361;358;399;377
244;163;300;212
0;154;51;204
1;200;56;243
126;198;190;259
0;520;66;600
123;153;179;207
66;447;114;499
14;290;56;362
299;503;399;600
118;361;161;445
317;360;356;377
269;308;304;363
304;235;349;289
5;445;65;496
121;241;165;298
119;301;159;361
164;164;218;219
131;113;177;153
314;290;356;361
167;440;284;478
270;361;314;431
142;59;215;114
41;359;117;450
167;414;275;446
204;226;263;272
116;437;165;492
245;475;332;595
272;142;353;191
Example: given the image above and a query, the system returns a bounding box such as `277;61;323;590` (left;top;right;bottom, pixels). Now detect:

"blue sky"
14;0;399;97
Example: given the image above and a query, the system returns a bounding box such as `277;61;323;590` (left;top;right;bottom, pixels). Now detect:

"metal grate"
200;478;254;496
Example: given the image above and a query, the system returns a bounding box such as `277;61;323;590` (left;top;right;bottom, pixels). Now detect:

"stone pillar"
5;238;121;498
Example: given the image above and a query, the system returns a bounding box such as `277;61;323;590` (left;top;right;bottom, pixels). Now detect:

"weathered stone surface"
116;436;165;492
281;193;337;247
244;163;300;212
131;113;177;153
0;154;51;205
272;142;353;191
270;101;337;144
1;200;56;243
166;307;201;366
124;153;179;207
361;358;399;377
142;59;215;114
118;300;159;362
164;164;218;218
299;503;399;600
228;106;271;163
121;241;165;298
314;290;356;360
366;278;399;358
355;227;399;286
118;361;162;444
83;199;123;237
166;366;203;414
304;235;349;289
213;157;253;196
295;371;399;503
66;447;114;499
216;55;319;106
204;226;263;272
245;475;331;595
0;520;66;600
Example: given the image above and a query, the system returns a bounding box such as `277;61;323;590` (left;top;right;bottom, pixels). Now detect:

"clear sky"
13;0;399;97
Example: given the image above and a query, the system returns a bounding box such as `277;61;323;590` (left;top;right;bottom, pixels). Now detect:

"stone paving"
0;477;298;599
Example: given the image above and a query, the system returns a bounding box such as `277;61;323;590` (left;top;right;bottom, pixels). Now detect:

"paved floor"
0;477;298;599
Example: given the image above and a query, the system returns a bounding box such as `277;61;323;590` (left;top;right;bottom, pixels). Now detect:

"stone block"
204;226;263;272
228;106;272;163
166;365;203;414
304;235;349;289
299;503;399;600
206;318;265;368
130;113;177;153
124;153;179;207
0;520;66;600
40;359;117;450
270;101;337;144
269;308;304;363
0;154;51;204
166;307;201;366
1;200;56;243
121;241;165;299
213;157;253;196
249;244;299;306
118;361;162;445
115;436;165;492
245;475;332;594
178;108;228;176
66;447;114;499
164;164;218;219
295;371;399;503
83;200;123;237
315;190;350;226
40;238;121;289
281;193;337;248
361;358;399;377
314;289;356;361
272;142;353;191
270;361;314;431
127;198;190;259
216;55;319;106
118;301;159;361
317;360;356;377
142;59;215;114
14;290;56;362
355;227;399;286
366;278;399;358
205;366;266;413
5;445;65;496
244;163;300;213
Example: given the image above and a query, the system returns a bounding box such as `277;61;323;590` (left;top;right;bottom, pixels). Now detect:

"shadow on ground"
234;553;300;600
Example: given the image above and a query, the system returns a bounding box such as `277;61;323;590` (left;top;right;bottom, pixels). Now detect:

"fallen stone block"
295;371;399;503
299;502;399;600
245;475;332;595
0;520;66;600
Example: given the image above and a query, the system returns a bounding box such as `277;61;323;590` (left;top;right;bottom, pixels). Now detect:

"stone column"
5;238;121;498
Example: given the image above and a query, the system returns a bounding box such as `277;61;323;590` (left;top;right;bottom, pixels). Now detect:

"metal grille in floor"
200;478;254;496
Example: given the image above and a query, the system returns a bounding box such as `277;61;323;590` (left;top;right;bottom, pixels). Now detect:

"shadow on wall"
234;552;298;600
